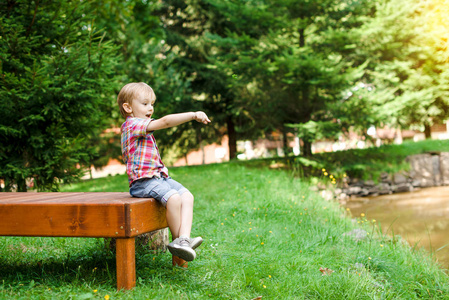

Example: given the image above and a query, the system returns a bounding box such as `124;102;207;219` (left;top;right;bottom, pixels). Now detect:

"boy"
117;82;210;262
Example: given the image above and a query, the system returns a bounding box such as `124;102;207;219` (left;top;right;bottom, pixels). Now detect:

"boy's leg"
165;193;182;239
166;193;196;261
179;191;194;238
165;191;194;238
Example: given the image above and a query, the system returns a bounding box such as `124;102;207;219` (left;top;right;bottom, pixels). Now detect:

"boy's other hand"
194;111;211;124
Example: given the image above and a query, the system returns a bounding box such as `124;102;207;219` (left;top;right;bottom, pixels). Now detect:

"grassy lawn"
1;162;448;299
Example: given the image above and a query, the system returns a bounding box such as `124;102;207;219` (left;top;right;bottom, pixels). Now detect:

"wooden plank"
0;203;127;237
116;238;136;290
0;192;132;204
0;193;167;238
126;199;168;237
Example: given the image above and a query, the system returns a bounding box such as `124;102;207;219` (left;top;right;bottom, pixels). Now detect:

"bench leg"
116;237;136;290
172;255;188;268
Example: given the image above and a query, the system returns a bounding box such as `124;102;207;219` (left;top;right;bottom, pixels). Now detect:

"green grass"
1;163;449;299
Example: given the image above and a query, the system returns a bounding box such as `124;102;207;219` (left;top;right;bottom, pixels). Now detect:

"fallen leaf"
319;267;334;276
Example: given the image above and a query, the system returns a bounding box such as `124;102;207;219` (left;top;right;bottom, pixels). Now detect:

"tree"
0;0;119;191
218;0;375;156
352;0;449;138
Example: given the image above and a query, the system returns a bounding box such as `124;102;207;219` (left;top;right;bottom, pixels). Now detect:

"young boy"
117;82;211;262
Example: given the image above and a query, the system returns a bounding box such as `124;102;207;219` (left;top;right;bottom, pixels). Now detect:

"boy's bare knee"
182;191;194;205
167;193;182;208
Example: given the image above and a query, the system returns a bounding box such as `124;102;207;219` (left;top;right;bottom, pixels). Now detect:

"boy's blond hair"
117;82;156;118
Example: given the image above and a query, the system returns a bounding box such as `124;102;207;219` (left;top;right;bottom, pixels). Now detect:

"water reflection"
345;186;449;270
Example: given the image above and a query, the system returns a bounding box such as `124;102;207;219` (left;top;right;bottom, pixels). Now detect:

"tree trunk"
227;116;237;160
282;129;289;157
302;139;313;157
424;124;432;139
299;28;305;47
105;228;169;252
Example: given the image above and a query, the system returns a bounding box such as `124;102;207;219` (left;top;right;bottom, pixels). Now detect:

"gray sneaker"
167;237;196;261
190;236;203;250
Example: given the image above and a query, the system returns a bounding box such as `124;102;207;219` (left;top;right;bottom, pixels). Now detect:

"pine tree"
0;0;119;191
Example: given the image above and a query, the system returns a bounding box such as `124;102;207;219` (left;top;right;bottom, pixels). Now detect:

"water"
345;186;449;269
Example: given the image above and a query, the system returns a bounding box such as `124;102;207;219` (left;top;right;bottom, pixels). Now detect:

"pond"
344;186;449;270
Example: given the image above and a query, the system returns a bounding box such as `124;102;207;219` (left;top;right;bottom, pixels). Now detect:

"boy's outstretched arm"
147;111;211;132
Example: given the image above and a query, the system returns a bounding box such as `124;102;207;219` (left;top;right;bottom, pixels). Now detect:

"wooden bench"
0;192;185;290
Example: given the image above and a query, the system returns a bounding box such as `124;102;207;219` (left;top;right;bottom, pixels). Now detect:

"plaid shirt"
121;117;169;186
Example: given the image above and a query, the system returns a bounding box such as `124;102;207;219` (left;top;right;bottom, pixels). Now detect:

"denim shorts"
129;177;189;207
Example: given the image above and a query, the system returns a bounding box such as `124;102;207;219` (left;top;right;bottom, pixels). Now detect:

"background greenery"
1;162;448;299
1;0;448;191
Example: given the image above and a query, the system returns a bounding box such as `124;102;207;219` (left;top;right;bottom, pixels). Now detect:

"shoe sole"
167;244;196;261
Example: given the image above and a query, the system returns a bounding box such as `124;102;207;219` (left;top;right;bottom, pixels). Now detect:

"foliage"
351;0;449;136
0;0;119;191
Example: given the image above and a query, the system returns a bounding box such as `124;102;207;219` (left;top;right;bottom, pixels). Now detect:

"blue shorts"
129;177;189;207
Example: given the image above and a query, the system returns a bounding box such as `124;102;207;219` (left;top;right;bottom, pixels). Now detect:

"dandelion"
261;242;264;245
249;222;252;224
269;231;272;233
233;214;235;217
284;227;287;230
221;223;224;225
330;175;334;179
93;290;98;293
380;244;384;247
249;228;252;230
324;172;328;176
242;230;245;232
263;285;267;288
346;208;350;211
104;296;110;300
322;168;326;172
372;219;376;223
361;213;365;217
269;275;272;278
368;257;372;260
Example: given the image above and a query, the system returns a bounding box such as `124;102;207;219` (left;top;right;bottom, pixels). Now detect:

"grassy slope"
1;163;448;299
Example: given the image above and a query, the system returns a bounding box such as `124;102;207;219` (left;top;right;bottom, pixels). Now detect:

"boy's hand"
194;111;211;124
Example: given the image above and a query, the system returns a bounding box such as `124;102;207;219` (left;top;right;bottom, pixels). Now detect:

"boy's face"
123;93;155;119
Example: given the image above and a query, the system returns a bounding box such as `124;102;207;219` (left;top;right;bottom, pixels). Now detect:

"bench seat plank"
0;192;167;238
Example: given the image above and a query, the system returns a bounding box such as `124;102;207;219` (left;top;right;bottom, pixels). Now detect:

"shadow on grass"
0;243;178;290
